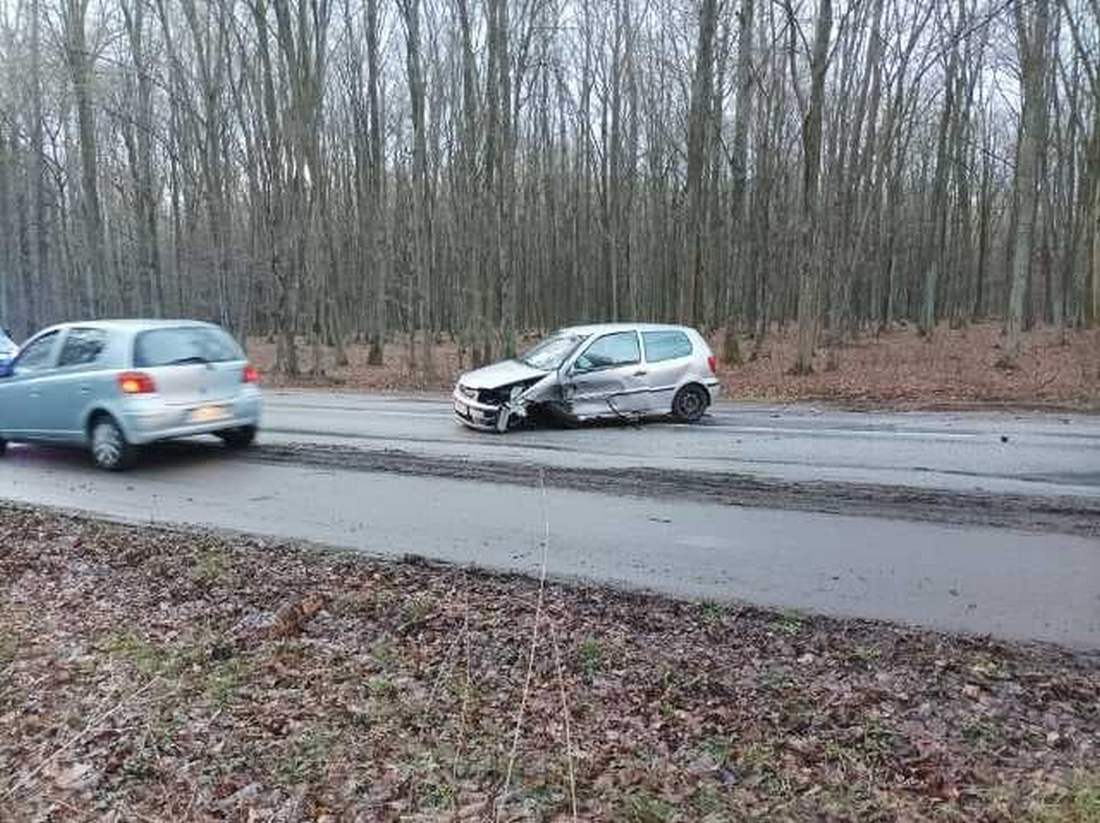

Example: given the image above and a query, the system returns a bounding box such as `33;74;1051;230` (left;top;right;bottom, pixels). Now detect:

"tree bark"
64;0;106;318
680;0;719;327
1005;0;1050;359
792;0;833;375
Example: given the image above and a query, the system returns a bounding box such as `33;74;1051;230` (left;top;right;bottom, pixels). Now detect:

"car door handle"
633;370;648;377
80;385;91;395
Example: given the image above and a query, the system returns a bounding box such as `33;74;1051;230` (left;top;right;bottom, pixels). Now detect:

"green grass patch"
578;636;604;679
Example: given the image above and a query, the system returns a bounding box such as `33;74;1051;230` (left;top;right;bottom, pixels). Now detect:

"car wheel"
672;384;709;423
91;417;134;471
0;438;6;457
218;425;257;449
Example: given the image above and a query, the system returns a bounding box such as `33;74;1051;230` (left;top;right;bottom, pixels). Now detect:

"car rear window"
642;330;693;362
134;327;242;368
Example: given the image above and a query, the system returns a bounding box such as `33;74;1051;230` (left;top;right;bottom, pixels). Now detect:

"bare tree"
1005;0;1051;360
792;0;833;375
62;0;106;317
0;0;1093;371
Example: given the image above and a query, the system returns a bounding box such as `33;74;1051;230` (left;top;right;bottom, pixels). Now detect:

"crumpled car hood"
459;359;551;390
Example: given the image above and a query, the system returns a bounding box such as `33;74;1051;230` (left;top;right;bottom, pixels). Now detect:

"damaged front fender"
493;373;561;432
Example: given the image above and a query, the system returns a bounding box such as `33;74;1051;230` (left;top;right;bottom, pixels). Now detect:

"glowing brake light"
117;372;156;395
242;364;260;384
707;355;716;374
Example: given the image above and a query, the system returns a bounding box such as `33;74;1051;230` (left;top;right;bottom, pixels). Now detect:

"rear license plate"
191;405;230;423
454;400;468;417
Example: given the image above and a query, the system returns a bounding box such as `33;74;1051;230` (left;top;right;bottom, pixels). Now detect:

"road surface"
1;390;1098;648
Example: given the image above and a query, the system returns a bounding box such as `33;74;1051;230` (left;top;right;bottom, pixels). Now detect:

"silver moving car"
453;323;720;432
0;320;261;470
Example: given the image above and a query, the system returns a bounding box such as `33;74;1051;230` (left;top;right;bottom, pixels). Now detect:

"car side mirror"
0;361;12;379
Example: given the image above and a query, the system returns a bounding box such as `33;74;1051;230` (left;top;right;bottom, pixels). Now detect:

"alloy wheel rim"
679;390;703;417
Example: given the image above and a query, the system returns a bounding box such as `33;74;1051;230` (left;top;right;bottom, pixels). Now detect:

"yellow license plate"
191;405;229;423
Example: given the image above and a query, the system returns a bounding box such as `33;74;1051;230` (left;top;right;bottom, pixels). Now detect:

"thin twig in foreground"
550;622;579;821
499;469;551;817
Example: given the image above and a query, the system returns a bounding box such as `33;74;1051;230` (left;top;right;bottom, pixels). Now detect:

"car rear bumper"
703;378;721;404
118;394;262;445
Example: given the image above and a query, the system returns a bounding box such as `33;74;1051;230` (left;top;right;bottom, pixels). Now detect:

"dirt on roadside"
1;504;1098;821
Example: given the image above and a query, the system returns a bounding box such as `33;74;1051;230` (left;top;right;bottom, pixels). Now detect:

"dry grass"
247;323;1100;411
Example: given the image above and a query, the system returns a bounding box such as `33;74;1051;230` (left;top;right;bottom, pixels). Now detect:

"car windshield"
519;333;587;370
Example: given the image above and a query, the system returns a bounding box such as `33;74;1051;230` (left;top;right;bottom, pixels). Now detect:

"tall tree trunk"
1005;0;1050;359
399;0;433;377
680;0;718;326
724;0;754;364
792;0;833;374
366;0;387;365
64;0;105;318
122;0;162;318
30;0;48;330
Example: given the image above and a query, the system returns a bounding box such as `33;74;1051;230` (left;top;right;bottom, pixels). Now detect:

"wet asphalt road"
1;390;1098;647
257;391;1100;497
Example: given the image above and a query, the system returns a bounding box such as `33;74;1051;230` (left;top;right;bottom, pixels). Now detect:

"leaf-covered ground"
249;323;1100;412
1;503;1098;822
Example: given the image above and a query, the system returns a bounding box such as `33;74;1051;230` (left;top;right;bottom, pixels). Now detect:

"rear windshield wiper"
166;355;211;366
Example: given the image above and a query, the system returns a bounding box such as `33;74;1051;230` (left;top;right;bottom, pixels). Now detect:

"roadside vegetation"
2;504;1097;821
251;323;1100;412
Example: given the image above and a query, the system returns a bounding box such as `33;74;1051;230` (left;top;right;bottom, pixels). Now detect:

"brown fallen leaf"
51;762;98;792
268;593;326;639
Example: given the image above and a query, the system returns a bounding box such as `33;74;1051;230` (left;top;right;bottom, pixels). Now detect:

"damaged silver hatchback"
453;323;720;432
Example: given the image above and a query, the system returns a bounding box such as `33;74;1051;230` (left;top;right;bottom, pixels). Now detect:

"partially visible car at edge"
0;329;17;366
0;319;261;470
453;323;719;432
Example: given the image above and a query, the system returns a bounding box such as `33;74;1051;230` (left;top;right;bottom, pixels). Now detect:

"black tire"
672;384;709;423
90;416;135;471
218;425;257;449
0;438;7;457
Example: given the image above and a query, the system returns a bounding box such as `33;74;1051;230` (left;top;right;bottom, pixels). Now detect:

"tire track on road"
246;442;1100;538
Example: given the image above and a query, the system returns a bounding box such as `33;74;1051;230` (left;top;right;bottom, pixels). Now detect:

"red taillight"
242;364;260;384
117;372;156;395
707;355;716;374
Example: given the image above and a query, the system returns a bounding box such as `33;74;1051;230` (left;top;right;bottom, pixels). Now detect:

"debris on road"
1;503;1098;820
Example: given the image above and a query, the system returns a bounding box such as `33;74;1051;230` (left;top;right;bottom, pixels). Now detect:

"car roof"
33;319;218;336
554;322;698;336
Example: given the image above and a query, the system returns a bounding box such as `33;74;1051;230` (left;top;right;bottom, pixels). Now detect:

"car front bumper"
452;388;502;431
118;393;262;445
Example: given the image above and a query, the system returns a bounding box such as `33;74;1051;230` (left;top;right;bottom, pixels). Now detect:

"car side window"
642;331;693;363
13;331;60;374
574;332;640;372
58;328;109;369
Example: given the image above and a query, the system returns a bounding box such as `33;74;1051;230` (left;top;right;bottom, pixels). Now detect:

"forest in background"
0;0;1098;376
